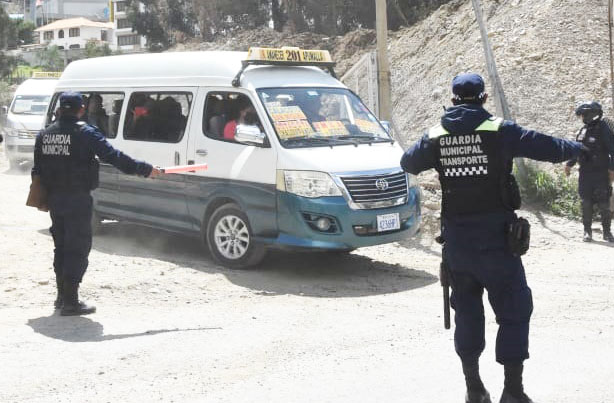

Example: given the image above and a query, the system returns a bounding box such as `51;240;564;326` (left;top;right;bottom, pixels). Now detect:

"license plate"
377;213;400;232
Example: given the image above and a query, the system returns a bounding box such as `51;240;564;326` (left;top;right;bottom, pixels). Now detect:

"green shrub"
516;162;581;219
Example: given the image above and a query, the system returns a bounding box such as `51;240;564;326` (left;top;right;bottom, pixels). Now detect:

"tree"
0;7;17;78
126;0;197;50
36;46;64;71
84;40;113;58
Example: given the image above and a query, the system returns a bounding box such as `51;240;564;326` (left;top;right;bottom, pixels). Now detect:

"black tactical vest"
38;120;99;192
429;117;514;217
577;120;611;173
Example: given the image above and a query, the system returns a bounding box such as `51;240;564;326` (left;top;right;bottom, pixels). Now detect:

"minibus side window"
45;92;124;139
123;92;191;143
203;92;263;143
82;92;124;139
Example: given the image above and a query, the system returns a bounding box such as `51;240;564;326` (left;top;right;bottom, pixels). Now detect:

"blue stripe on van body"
183;175;278;236
94;167;277;235
269;186;421;250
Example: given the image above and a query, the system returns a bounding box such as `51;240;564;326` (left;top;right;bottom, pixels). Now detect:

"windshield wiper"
333;134;393;144
283;134;358;147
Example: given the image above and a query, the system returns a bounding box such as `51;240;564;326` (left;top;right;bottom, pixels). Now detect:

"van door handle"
174;151;180;165
196;149;208;156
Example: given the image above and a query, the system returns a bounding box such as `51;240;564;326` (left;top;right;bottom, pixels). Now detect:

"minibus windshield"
10;95;51;115
258;88;392;148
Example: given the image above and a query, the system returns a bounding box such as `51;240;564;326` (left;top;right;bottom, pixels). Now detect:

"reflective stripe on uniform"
429;117;503;140
428;124;450;139
475;117;504;132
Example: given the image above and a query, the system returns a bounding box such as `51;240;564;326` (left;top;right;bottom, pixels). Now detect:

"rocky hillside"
390;0;611;144
172;28;377;80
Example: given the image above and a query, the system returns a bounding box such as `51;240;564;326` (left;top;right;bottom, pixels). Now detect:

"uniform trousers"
443;212;533;365
48;191;93;284
578;171;611;232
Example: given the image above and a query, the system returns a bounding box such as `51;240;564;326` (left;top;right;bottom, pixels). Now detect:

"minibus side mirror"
380;120;392;134
235;124;266;146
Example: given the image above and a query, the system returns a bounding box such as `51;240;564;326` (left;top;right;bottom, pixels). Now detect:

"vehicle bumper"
4;136;35;162
262;186;421;250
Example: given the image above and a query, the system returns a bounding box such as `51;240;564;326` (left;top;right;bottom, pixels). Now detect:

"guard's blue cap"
59;91;84;110
452;73;485;101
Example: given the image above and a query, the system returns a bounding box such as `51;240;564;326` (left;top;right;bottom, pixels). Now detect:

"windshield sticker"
268;106;307;122
312;121;349;136
274;120;315;139
355;119;383;135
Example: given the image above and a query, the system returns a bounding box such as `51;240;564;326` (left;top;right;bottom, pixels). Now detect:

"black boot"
54;277;63;309
499;363;534;403
463;360;491;403
60;282;96;316
583;229;592;242
603;231;614;242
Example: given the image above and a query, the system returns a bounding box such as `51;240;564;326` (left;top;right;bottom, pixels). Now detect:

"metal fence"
341;51;379;117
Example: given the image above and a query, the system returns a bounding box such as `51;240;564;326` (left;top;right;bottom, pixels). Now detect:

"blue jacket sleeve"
500;121;583;163
84;126;153;177
400;133;438;175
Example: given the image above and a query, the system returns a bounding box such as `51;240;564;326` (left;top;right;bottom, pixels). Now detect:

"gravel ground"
0;151;612;403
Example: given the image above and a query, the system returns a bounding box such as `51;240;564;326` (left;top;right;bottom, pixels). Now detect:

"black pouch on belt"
506;217;531;256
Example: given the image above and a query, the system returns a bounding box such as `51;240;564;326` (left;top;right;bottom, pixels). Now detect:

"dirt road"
0;152;612;403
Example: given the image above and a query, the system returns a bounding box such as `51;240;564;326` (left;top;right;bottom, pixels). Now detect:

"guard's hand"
564;165;571;177
609;170;614;182
148;167;163;178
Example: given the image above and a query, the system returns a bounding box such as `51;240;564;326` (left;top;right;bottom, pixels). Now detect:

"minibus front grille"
340;171;408;209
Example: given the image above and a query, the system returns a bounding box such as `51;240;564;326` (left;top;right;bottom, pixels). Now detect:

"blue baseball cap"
59;91;84;110
452;73;486;101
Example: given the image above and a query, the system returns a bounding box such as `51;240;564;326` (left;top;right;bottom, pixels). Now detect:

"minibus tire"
206;203;266;269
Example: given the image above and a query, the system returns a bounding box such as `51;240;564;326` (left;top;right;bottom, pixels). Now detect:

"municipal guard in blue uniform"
564;101;614;242
400;74;584;403
32;92;161;316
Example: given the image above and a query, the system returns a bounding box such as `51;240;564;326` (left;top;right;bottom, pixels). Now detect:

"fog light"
316;217;331;231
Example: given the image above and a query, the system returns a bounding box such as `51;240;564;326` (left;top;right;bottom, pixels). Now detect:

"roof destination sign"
247;47;333;64
233;47;337;87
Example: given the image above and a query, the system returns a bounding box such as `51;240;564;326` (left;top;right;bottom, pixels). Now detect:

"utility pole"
376;0;392;122
471;0;527;181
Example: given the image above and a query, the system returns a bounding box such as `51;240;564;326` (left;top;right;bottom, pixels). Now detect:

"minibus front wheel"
205;203;266;269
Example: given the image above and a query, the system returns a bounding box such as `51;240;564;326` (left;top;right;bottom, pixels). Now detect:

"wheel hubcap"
214;215;250;260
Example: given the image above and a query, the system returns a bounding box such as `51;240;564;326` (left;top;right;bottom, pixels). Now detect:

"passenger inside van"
85;94;109;134
224;96;258;141
157;96;186;141
108;99;123;138
207;96;227;138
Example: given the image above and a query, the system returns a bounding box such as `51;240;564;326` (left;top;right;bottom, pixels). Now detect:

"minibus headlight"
278;170;342;198
5;128;18;137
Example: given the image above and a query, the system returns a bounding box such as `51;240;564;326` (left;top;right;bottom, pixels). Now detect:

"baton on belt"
436;235;451;330
160;163;208;174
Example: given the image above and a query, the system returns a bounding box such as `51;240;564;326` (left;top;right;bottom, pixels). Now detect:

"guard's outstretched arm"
501;122;583;163
400;133;438;175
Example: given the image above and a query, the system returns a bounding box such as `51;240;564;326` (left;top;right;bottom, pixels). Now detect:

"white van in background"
3;77;58;168
46;48;421;268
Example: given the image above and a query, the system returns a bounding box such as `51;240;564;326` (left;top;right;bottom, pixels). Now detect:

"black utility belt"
506;216;530;256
